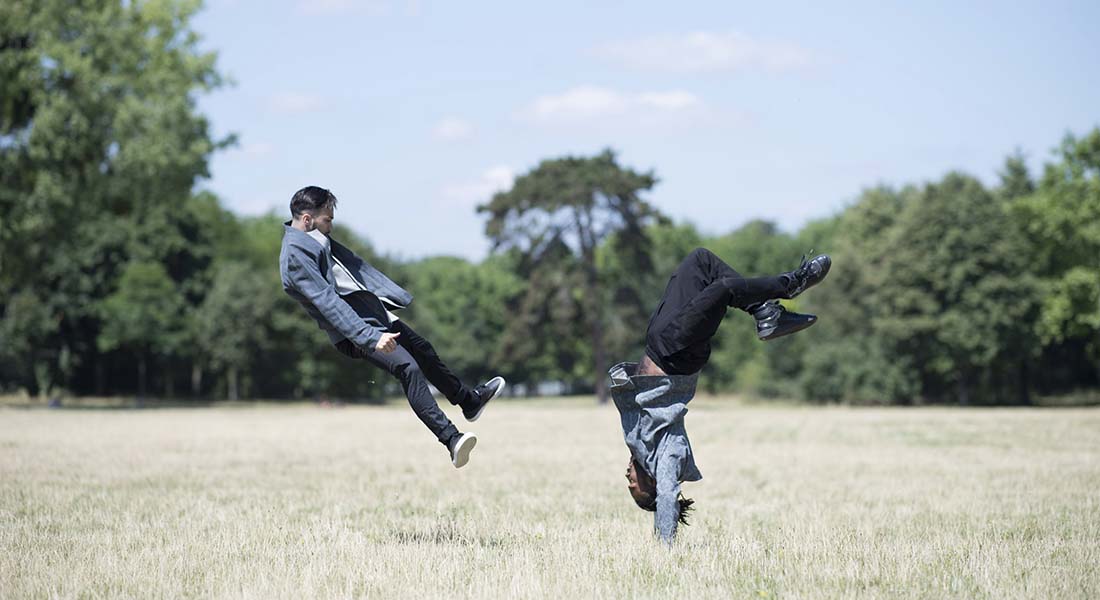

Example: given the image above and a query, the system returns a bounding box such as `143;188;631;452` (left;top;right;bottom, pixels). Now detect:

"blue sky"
193;0;1100;261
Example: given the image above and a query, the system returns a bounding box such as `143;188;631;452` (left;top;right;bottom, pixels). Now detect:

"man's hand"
375;332;401;353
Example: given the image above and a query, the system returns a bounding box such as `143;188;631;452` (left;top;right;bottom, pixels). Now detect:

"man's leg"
645;248;815;373
388;320;479;408
647;249;787;347
659;247;787;312
335;339;460;447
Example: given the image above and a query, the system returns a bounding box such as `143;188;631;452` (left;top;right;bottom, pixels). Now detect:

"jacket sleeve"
285;250;385;351
654;446;684;544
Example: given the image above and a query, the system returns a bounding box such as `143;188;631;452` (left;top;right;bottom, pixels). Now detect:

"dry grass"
1;397;1098;599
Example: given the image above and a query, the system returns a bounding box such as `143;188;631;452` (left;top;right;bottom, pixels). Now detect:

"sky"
193;0;1100;261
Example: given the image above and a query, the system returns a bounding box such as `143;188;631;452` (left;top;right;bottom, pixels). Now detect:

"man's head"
290;185;337;235
625;457;696;525
625;458;657;510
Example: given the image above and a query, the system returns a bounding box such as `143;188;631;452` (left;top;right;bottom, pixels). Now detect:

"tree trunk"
956;369;969;406
164;366;174;398
95;357;105;396
137;353;147;400
191;363;203;397
577;207;609;404
34;359;52;400
592;310;608;404
227;366;239;401
1018;360;1031;406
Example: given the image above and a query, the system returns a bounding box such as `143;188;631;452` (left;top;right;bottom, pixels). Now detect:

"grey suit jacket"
279;223;413;351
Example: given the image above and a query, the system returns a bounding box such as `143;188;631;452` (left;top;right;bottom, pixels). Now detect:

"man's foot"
753;300;818;341
782;254;831;299
448;432;477;468
463;376;506;422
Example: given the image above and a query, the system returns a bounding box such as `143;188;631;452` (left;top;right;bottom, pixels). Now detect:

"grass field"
2;397;1098;599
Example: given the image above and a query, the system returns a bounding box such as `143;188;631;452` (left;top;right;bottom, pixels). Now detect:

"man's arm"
654;448;684;544
285;251;386;351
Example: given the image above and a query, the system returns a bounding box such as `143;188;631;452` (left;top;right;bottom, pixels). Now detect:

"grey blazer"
279;223;413;351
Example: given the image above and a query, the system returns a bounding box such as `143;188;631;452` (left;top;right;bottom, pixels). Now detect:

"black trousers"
644;248;787;375
336;319;477;446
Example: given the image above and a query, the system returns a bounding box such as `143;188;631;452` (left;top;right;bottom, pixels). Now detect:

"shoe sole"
452;433;477;468
759;316;818;341
467;376;505;423
789;256;832;299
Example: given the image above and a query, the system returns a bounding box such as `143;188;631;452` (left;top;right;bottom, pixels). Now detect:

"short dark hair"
290;186;338;218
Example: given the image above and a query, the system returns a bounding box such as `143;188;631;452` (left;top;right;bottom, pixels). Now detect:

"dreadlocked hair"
676;494;695;526
638;493;695;526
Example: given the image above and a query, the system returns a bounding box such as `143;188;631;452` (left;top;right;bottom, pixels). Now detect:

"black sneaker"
448;432;477;468
753;300;818;341
463;376;505;422
783;254;831;299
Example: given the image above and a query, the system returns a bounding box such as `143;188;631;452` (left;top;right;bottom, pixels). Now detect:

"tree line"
2;1;1098;404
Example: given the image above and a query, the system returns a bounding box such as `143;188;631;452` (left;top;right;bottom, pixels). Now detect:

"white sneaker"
449;432;477;468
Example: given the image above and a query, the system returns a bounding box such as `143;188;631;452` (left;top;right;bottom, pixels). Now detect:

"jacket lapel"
284;224;333;282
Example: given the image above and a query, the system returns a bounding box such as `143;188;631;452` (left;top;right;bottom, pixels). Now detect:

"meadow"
2;397;1098;599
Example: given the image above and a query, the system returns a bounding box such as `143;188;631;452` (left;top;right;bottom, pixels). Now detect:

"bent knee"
393;361;426;382
690;247;716;263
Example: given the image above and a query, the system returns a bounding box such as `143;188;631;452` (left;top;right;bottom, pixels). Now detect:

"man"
279;185;505;468
613;247;831;543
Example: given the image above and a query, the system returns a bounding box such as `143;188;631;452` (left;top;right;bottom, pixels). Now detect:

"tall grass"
2;399;1097;599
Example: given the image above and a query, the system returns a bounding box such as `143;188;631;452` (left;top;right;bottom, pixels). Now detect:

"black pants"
644;248;787;375
336;319;477;446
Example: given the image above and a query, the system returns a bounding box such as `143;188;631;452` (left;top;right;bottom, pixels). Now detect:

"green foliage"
874;173;1038;402
1011;131;1100;374
795;170;1046;405
480;149;666;399
98;261;184;355
798;337;919;404
98;260;185;395
0;0;227;396
191;262;274;400
403;255;524;384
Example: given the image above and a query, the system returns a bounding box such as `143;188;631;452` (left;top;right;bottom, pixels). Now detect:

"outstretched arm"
654;453;683;544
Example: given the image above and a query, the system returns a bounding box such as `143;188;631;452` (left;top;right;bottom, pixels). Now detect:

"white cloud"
595;31;815;73
433;117;475;141
529;86;630;120
637;91;702;111
442;166;515;207
524;86;702;122
268;93;326;114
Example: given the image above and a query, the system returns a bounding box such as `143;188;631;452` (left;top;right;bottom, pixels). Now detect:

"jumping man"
613;247;831;542
279;186;505;468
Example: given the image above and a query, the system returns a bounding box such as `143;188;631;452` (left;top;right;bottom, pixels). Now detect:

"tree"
403;255;524;386
1011;129;1100;386
871;173;1039;403
479;149;666;402
799;185;926;404
97;261;185;398
0;0;229;396
192;262;274;401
